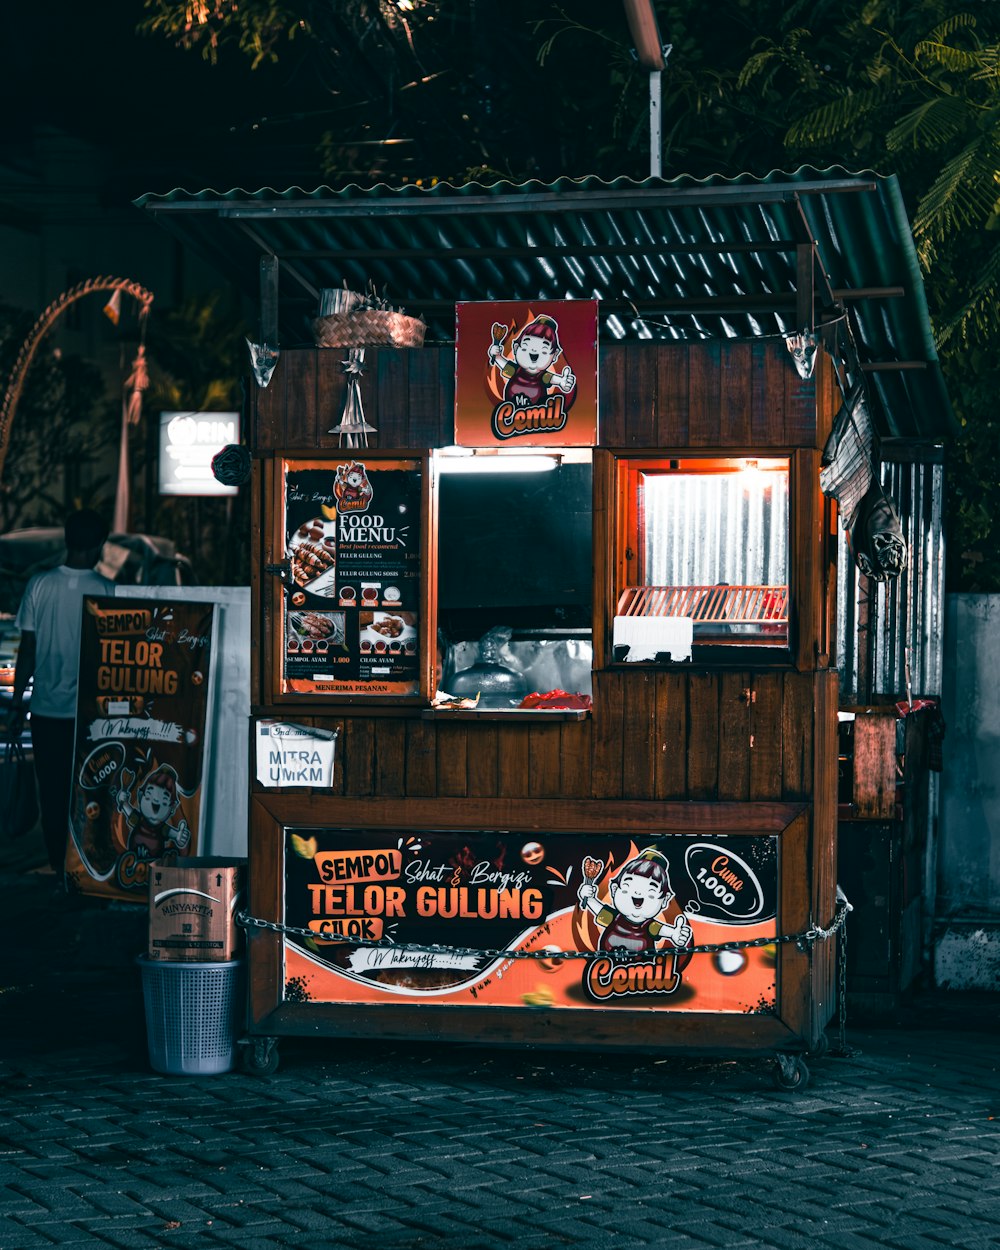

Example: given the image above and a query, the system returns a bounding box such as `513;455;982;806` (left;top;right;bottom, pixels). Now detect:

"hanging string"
623;298;849;342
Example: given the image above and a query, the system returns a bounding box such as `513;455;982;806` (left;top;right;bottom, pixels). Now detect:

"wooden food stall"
139;171;953;1086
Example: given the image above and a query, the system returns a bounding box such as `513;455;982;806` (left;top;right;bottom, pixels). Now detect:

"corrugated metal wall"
837;460;946;701
644;468;789;587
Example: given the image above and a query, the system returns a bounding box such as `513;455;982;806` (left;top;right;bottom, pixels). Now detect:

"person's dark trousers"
28;714;76;874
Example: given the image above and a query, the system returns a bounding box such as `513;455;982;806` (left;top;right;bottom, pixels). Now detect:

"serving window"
433;449;594;713
613;456;791;661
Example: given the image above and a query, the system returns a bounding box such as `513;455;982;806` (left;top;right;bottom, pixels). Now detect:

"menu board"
64;597;215;900
280;456;422;697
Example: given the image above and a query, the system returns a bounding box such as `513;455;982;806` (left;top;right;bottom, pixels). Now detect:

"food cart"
139;170;954;1086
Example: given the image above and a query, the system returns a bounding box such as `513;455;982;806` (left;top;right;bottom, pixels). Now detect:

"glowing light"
435;449;559;475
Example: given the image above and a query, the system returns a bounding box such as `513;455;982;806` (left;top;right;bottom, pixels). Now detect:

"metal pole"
650;69;662;179
260;254;279;346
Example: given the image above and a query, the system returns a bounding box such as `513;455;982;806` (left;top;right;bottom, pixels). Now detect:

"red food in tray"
518;690;593;711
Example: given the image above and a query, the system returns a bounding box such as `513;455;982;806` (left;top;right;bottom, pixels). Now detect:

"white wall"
935;594;1000;988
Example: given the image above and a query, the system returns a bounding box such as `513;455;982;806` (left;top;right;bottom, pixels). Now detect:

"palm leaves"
913;138;1000;258
740;7;1000;343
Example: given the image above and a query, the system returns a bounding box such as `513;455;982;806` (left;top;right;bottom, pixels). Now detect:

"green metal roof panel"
136;168;955;442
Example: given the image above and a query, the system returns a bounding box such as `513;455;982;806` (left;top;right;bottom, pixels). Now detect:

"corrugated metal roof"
135;167;956;442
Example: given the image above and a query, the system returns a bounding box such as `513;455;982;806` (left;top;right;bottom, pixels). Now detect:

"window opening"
617;457;790;651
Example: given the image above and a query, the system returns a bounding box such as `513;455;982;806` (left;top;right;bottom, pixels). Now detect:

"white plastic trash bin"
138;956;243;1075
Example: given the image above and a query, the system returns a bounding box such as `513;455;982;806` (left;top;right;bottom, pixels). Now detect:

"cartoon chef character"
334;460;373;510
114;763;191;859
487;314;577;409
577;848;692;957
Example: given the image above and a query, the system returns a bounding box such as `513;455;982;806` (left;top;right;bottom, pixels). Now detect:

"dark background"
1;0;326;195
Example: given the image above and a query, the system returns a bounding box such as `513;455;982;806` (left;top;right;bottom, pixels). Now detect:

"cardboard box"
148;857;246;961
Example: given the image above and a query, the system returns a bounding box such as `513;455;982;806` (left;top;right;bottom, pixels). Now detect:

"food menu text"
281;457;422;697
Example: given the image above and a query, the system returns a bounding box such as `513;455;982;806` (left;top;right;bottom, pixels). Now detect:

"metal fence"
837;459;946;702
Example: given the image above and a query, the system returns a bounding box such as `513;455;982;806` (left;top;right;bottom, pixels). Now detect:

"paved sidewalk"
1;866;999;1250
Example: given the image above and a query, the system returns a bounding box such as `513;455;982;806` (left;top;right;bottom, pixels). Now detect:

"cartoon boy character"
487;314;577;409
114;763;191;859
334;461;373;510
577;848;692;958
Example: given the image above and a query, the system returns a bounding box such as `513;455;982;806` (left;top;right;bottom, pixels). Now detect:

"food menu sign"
281;457;422;697
64;597;215;900
282;829;779;1014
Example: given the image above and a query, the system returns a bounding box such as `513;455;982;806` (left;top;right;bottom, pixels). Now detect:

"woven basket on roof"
312;309;426;349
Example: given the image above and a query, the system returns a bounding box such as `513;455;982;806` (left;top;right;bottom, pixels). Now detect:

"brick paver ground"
1;868;998;1250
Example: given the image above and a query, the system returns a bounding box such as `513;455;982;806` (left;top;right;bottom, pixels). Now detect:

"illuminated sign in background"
159;411;239;497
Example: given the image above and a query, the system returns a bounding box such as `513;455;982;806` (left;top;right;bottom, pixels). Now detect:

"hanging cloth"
819;383;875;532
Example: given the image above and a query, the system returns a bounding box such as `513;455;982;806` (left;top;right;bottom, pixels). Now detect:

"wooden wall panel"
687;340;722;447
528;724;563;798
781;673;814;800
374;719;408;797
793;448;824;672
497;724;530;798
270;665;830;807
283;352;318;447
591;670;625;798
749;341;773;447
599;347;626;445
749;672;783;800
403;349;440;448
814;347;842;450
559;720;592;795
686;673;720;798
247;799;283;1025
717;672;751;801
373;349;410;447
257;340;815;454
314;352;348;451
250;461;265;706
850;710;897;819
404;720;438;796
622;672;658;799
342;718;376;796
467;724;499;797
624;343;658;447
762;341;790;445
656;343;689;447
719;341;752;445
251;338;830;819
654;673;687;799
785;371;817;446
435;721;469;798
436;348;456;447
811;669;840;1037
251;354;284;451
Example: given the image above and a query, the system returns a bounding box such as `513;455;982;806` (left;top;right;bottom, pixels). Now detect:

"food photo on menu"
287;514;338;597
358;610;418;665
285;609;347;661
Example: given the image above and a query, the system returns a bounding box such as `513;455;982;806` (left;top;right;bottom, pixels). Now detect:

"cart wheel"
807;1031;829;1060
241;1037;280;1076
772;1053;809;1092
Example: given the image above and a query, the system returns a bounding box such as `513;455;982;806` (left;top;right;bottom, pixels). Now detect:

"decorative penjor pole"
328;348;377;448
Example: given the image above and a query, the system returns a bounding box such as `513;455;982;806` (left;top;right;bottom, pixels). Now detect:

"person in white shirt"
6;510;115;876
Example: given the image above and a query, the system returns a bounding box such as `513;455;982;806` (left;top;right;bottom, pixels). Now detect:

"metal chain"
236;895;851;964
829;886;857;1058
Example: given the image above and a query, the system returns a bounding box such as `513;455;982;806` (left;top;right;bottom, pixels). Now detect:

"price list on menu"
280;457;422;697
